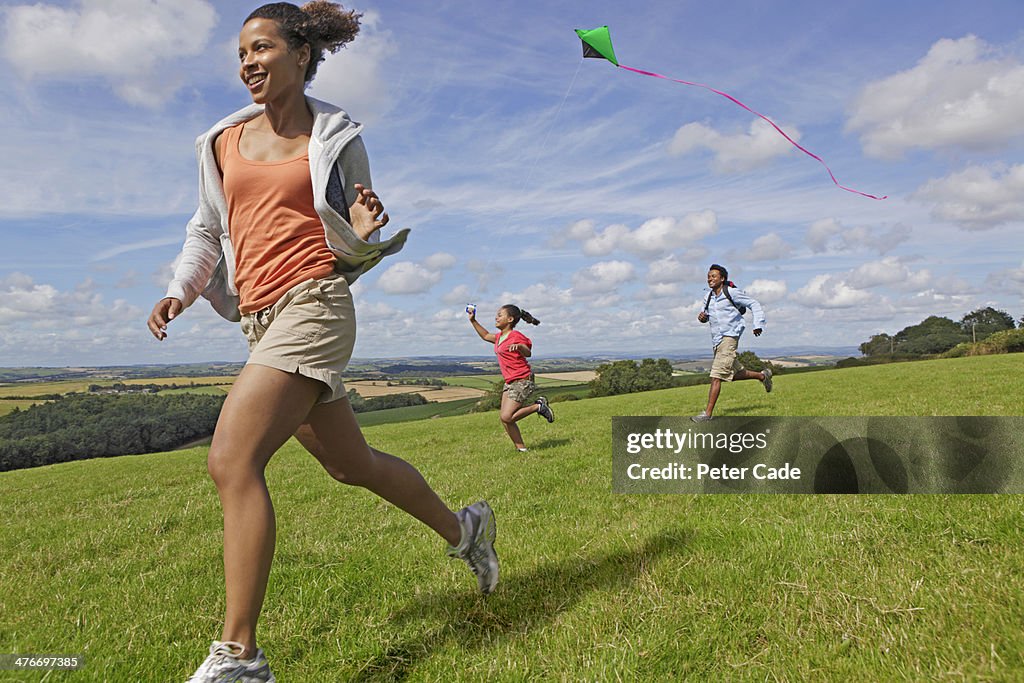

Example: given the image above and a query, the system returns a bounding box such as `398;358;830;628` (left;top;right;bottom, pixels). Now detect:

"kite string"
617;64;887;201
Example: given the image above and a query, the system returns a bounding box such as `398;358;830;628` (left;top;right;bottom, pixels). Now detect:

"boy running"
693;264;772;422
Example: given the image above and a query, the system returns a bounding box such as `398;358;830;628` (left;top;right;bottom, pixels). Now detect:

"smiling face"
237;18;310;104
707;268;726;292
495;307;516;330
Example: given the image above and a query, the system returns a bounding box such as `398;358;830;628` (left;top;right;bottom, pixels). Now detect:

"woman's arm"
468;312;496;343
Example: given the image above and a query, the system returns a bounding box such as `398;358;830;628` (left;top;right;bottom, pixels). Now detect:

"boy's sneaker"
691;412;712;423
535;396;555;423
187;641;275;682
516;447;529;452
762;368;773;393
446;501;499;595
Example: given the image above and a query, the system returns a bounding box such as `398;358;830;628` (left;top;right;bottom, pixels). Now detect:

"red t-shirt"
494;329;533;382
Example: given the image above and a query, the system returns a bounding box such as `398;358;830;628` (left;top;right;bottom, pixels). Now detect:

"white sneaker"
187;641;275;682
446;501;499;595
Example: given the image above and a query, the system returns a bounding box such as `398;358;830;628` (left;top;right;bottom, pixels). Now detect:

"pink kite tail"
618;64;886;200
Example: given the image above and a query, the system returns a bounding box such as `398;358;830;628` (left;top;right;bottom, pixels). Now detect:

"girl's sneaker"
187;641;275;682
535;396;555;423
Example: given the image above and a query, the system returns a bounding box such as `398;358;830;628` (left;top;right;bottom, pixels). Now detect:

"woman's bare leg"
206;364;322;658
294;396;461;546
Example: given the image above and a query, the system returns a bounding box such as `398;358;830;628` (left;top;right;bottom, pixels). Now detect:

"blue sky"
1;0;1022;366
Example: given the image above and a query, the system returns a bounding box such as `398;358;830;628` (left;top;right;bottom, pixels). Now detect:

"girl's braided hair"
245;2;361;84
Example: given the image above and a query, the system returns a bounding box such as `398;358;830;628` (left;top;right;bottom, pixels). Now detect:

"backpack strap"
722;284;747;314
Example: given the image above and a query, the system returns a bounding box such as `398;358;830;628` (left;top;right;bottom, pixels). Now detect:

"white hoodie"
165;96;409;322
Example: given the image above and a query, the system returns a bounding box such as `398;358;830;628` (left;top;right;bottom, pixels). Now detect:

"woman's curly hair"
245;2;361;83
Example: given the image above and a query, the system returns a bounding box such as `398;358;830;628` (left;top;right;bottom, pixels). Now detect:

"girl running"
468;304;555;452
146;4;497;681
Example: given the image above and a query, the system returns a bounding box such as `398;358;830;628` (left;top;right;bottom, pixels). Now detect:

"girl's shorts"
502;375;536;404
240;273;354;404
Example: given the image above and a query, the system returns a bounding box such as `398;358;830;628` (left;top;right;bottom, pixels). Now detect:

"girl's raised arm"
468;311;496;343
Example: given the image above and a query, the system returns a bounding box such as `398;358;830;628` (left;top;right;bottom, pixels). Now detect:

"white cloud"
805;218;911;254
571;260;635;295
582;224;629;257
793;274;873;309
647;254;688;284
376;261;442;294
846;257;931;290
913;164;1024;230
0;273;58;321
0;273;161;364
669;119;800;172
806;218;841;253
375;251;456;295
746;232;791;261
577;211;718;258
2;0;217;106
638;283;681;299
92;236;182;262
356;300;401;322
847;35;1024;158
497;283;573;309
423;252;457;270
745;279;788;304
308;11;398;124
441;284;473;306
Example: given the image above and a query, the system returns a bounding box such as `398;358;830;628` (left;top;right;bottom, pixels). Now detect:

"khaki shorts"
240;273;354;404
710;336;745;381
503;375;536;404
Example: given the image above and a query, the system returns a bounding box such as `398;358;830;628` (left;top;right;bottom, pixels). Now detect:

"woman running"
468;304;555;452
146;4;497;681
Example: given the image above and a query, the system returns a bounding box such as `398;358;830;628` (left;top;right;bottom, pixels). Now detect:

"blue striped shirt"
703;287;766;348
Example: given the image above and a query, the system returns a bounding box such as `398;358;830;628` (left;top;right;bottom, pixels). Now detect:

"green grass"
445;374;584;390
0;376;236;399
0;354;1022;680
443;375;502;390
0;399;48;416
355;397;481;427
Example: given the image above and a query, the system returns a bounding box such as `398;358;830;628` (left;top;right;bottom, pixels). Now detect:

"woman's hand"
350;183;390;240
148;297;183;340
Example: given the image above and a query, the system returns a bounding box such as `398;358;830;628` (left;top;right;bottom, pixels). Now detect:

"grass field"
355;397;482;427
0;355;1022;681
0;376;237;398
0;399;49;416
446;374;588;390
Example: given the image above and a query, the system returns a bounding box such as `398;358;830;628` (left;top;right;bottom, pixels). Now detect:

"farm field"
1;355;1022;680
347;381;485;401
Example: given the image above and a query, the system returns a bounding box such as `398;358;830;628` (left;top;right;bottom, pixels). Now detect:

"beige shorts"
240;273;354;404
710;336;745;381
503;375;536;404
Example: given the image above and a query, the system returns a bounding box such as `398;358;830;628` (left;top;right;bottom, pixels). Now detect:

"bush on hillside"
942;328;1024;358
589;359;674;397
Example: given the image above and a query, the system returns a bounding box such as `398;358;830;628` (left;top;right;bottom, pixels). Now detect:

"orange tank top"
220;121;336;313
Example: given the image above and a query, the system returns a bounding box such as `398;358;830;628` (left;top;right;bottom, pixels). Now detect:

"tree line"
0;393;225;472
346;389;430;413
859;307;1019;357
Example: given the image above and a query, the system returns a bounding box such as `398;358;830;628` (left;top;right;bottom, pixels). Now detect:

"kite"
575;26;886;200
